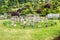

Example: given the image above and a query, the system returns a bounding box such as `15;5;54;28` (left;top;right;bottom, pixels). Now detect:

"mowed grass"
0;20;60;40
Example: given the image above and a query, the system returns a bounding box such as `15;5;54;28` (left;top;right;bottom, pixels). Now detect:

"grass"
0;20;60;40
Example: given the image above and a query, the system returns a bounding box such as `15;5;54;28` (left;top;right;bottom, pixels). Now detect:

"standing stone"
10;11;19;26
0;15;4;20
4;13;7;19
33;14;40;22
19;16;26;25
46;14;60;19
26;14;33;26
40;17;45;22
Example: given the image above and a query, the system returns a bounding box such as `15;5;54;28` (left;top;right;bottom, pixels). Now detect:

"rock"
11;16;19;26
46;14;60;19
20;16;26;25
0;15;5;20
33;14;40;22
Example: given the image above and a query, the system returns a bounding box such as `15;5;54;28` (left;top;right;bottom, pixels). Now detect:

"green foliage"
3;21;11;27
0;0;60;16
0;20;60;40
2;20;57;28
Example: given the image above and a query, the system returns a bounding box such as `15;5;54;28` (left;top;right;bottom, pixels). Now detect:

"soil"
53;36;60;40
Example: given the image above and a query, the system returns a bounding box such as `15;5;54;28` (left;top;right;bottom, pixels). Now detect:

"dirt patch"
53;36;60;40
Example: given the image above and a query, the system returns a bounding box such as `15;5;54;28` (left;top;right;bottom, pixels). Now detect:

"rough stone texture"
0;15;5;20
11;14;45;26
11;16;19;26
46;14;60;19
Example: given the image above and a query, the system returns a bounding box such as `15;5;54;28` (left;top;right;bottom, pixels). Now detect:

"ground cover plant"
0;20;60;40
2;19;57;28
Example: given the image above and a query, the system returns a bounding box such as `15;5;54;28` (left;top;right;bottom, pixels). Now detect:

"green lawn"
0;20;60;40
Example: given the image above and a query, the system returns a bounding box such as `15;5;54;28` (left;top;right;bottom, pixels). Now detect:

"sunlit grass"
0;20;60;40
